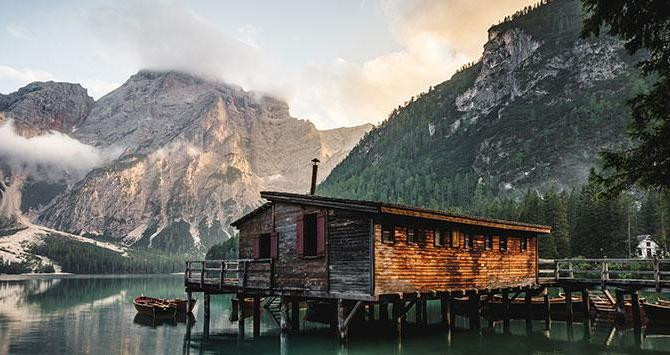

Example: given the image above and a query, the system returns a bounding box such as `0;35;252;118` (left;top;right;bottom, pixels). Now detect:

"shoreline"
0;272;184;281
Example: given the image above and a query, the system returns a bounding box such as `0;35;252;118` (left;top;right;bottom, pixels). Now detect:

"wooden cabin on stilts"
185;159;551;341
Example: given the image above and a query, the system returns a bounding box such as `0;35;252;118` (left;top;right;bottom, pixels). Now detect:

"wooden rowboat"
643;301;670;324
165;298;197;313
134;296;177;318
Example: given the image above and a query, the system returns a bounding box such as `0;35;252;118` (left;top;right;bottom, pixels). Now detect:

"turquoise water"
1;275;669;354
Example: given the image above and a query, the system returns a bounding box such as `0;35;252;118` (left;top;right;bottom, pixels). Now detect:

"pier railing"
539;258;670;291
185;259;274;290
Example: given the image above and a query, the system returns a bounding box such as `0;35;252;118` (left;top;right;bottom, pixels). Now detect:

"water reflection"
1;275;670;354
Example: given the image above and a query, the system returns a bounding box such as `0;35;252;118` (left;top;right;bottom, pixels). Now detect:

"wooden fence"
185;259;273;290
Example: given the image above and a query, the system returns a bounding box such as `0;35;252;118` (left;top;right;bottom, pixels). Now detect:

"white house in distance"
635;234;663;258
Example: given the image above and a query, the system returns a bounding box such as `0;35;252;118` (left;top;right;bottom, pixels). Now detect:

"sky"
0;0;536;129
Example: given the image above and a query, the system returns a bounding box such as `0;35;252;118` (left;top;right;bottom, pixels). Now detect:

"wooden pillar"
392;300;404;336
203;293;211;338
631;290;641;331
291;298;300;332
380;301;389;322
186;291;193;313
253;295;261;337
524;291;533;328
614;289;626;328
415;298;423;325
337;299;347;342
421;299;428;327
367;303;375;321
564;289;573;326
469;293;481;331
542;289;550;330
440;294;452;330
280;296;290;333
502;291;510;332
581;290;591;320
237;294;245;339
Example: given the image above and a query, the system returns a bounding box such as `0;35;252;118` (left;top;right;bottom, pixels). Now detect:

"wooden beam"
291;298;300;332
253;295;261;337
280;296;290;333
344;301;365;330
524;292;532;330
337;299;346;342
543;289;550;330
469;293;481;331
440;294;451;330
502;291;510;332
581;290;590;321
237;294;244;339
631;290;641;331
614;289;626;328
565;289;573;326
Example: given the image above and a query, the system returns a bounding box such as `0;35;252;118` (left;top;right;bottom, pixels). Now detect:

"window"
303;213;318;256
485;235;493;250
464;233;474;249
451;230;459;248
435;229;447;247
499;236;508;252
520;237;528;252
382;224;394;243
259;234;271;258
417;229;428;245
407;227;416;244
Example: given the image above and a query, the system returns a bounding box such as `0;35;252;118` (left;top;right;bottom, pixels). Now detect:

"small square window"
485;235;493;250
520;237;528;252
450;230;459;248
407;227;416;244
382;224;394;243
435;229;447;247
499;236;508;252
464;233;474;249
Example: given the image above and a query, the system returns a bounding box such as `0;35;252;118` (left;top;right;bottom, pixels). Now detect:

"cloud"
0;119;116;174
79;78;121;100
5;24;28;39
288;0;537;128
0;65;54;93
85;0;276;96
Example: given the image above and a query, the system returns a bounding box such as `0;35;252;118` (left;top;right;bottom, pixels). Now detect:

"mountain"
6;71;371;253
319;0;648;212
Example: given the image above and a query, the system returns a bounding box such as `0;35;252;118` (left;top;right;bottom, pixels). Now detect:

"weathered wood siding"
374;218;538;295
327;210;372;294
238;203;328;292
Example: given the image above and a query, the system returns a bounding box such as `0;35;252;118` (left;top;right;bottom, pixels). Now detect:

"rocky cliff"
320;0;646;210
11;71;372;252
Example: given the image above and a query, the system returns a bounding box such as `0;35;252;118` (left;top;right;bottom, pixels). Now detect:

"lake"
1;275;670;354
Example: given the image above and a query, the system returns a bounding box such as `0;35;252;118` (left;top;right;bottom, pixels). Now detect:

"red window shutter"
253;236;260;259
296;214;304;256
270;232;278;259
316;211;326;256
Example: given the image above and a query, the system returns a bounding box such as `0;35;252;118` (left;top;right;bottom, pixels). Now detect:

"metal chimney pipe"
310;158;320;195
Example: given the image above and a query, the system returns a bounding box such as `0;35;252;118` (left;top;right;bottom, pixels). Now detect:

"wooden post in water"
186;291;193;313
280;296;290;333
380;301;389;322
253;295;261;337
392;300;404;337
581;290;591;320
237;293;245;339
291;298;300;333
565;289;573;326
469;293;481;331
337;299;347;342
421;299;428;327
614;289;626;328
367;303;375;321
440;294;451;330
524;291;533;330
542;288;550;330
502;291;510;332
631;290;641;331
415;298;423;325
203;293;211;339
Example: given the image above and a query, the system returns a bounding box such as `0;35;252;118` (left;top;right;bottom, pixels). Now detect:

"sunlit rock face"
35;71;371;252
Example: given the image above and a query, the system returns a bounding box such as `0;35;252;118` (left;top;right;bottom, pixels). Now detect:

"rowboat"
165;298;197;313
134;296;177;318
643;301;670;324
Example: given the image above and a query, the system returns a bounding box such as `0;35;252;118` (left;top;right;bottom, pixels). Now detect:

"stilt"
440;294;451;330
392;300;404;336
469;293;481;331
291;298;300;332
421;299;428;327
415;298;423;325
237;293;245;339
524;291;533;330
614;289;626;328
631;290;641;331
367;303;375;321
337;299;347;342
543;289;551;330
380;301;389;322
230;298;239;321
203;293;210;338
186;291;193;313
565;289;573;326
502;291;510;333
253;295;261;337
280;296;290;333
582;290;592;339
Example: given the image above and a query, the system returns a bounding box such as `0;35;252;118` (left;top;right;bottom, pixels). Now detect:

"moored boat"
165;298;197;313
134;296;177;318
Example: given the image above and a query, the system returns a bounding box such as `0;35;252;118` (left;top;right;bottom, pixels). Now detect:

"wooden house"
230;191;551;300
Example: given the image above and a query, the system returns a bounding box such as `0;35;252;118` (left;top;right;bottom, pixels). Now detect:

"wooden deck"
538;258;670;292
